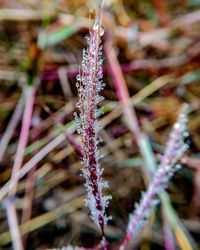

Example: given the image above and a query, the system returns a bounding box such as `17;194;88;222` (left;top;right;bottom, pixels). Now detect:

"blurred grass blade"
175;227;193;250
38;24;79;49
181;70;200;85
0;94;24;161
119;157;143;168
161;194;198;250
139;134;157;173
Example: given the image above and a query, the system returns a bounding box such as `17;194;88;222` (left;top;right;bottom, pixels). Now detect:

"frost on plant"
74;16;111;234
121;105;189;248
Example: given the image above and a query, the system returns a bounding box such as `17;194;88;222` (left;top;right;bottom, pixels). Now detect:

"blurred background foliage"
0;0;200;249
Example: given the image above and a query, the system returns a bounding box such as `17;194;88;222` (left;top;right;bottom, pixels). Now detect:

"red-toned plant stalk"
74;15;111;240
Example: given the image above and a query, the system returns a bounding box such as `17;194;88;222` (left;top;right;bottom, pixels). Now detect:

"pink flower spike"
120;104;189;250
74;16;111;236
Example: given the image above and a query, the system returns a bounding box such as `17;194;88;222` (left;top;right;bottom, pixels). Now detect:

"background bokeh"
0;1;200;249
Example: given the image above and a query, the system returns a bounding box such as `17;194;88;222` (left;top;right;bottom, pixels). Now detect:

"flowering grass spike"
74;16;111;236
120;105;189;250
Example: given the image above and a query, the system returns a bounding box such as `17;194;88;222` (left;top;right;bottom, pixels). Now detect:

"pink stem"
104;36;142;143
6;86;35;250
0;94;24;161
